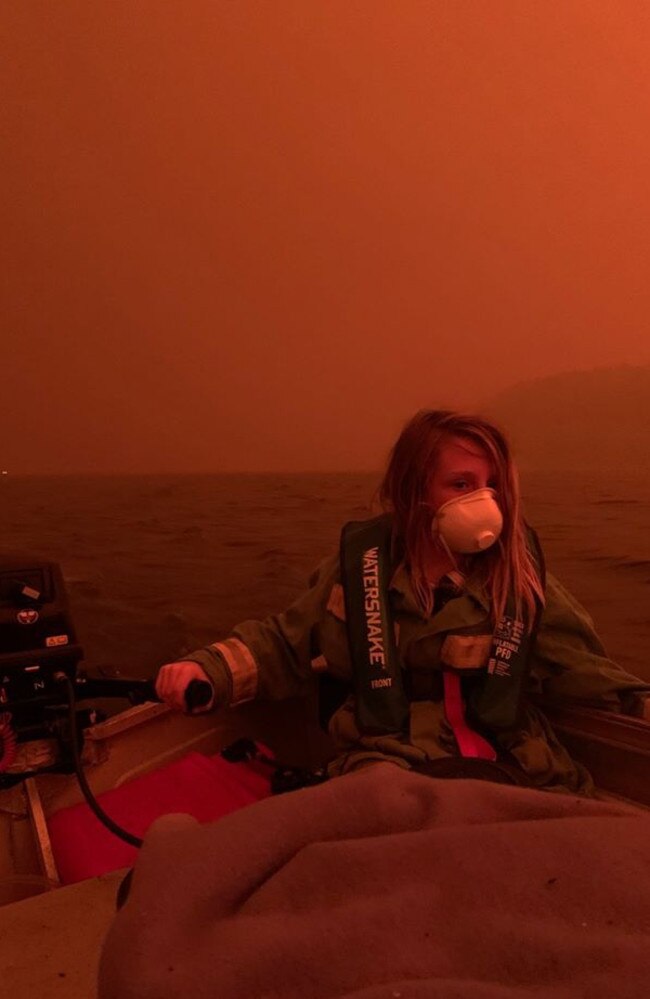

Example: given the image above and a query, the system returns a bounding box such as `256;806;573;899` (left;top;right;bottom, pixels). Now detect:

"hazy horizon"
2;361;647;475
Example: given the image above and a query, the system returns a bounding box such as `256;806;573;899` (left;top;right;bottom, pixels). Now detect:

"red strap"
443;672;497;761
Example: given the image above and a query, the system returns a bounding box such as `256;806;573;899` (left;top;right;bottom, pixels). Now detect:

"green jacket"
187;550;650;795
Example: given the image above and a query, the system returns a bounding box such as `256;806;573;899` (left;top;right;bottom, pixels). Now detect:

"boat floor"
1;867;126;999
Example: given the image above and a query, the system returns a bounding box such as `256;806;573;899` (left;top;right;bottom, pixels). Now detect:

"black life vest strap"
467;525;546;732
340;516;410;736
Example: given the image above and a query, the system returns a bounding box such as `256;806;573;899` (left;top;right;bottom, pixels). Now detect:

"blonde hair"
377;410;544;629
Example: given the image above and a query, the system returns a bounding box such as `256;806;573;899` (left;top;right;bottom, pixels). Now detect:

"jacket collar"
388;560;491;628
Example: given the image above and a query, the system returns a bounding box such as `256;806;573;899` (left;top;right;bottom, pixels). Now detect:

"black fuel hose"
56;673;214;849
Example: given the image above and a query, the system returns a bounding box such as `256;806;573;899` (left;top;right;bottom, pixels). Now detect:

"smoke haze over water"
3;4;650;475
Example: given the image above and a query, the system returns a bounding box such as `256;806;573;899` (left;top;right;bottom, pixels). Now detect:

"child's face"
427;435;498;513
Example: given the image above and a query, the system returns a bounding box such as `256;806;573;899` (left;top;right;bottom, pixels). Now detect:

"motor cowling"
0;556;84;707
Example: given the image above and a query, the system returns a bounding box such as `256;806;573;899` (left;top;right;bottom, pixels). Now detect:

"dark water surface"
1;471;648;682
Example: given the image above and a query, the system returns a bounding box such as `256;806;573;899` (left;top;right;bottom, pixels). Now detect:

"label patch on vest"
327;583;346;621
487;616;525;678
441;634;492;671
310;655;328;673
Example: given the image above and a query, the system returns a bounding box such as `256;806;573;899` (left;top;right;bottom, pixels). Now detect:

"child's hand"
155;661;215;713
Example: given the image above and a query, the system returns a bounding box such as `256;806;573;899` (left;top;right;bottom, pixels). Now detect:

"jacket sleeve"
529;571;650;716
182;553;340;707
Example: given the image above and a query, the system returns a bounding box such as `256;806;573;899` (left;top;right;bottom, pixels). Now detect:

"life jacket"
339;514;546;738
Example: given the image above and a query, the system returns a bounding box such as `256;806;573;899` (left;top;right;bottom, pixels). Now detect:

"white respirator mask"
433;488;503;555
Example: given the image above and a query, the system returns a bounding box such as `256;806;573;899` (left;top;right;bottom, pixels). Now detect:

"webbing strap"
443;672;497;760
467;524;546;732
341;517;410;736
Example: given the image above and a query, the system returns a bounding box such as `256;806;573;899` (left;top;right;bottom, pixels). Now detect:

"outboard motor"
0;555;85;709
0;555;154;786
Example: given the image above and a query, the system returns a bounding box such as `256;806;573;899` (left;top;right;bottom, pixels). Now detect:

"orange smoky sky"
2;1;650;474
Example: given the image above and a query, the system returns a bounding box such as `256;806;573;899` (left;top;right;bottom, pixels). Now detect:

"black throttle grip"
184;678;214;712
140;680;158;702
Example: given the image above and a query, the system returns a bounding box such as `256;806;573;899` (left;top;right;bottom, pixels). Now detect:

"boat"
1;555;649;997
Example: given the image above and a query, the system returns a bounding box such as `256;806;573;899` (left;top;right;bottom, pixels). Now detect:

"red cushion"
47;751;272;884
